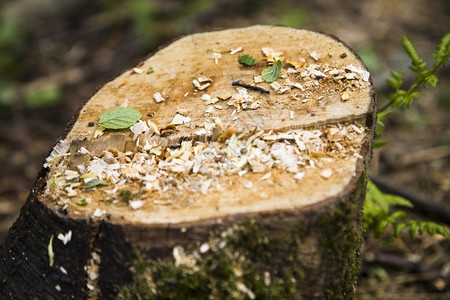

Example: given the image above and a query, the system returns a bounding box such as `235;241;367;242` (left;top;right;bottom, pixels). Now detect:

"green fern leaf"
394;221;449;241
432;33;450;64
418;222;426;235
409;223;417;239
394;223;407;237
383;194;413;208
424;74;438;88
389;210;407;220
377;111;392;126
402;36;427;73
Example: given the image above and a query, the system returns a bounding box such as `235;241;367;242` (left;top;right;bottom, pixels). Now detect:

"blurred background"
0;0;449;298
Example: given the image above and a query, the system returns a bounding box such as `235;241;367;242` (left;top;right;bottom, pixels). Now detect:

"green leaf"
48;235;54;267
98;107;142;129
76;199;89;206
373;140;389;148
84;179;109;189
147;69;154;74
238;54;257;67
262;59;282;83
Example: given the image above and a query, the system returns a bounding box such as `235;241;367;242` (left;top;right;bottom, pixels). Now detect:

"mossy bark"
114;171;366;299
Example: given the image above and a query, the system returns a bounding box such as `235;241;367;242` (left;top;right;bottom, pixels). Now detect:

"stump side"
111;170;367;299
0;178;92;299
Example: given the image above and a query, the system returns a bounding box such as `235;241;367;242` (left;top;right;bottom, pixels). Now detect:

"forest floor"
0;0;449;298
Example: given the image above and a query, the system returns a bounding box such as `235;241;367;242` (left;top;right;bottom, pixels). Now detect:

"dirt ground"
0;0;449;298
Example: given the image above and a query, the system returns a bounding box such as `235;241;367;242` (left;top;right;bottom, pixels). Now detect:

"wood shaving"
205;97;219;105
153;92;165;103
230;47;243;55
201;94;211;101
310;51;320;61
93;208;106;218
261;47;284;62
171;113;191;125
320;169;333;179
193;79;210;91
210;52;222;64
294;171;305;181
253;75;264;84
198;76;213;83
341;91;350;101
129;200;143;210
57;230;72;245
258;172;272;182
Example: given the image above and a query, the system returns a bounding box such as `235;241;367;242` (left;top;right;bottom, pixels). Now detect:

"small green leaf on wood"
84;179;109;189
238;54;257;67
147;69;154;74
48;235;54;267
262;59;283;83
76;199;89;206
98;107;142;129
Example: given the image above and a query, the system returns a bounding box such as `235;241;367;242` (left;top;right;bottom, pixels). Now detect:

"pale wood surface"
41;25;375;224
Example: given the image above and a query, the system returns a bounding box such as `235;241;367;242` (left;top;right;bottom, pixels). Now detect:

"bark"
0;25;376;299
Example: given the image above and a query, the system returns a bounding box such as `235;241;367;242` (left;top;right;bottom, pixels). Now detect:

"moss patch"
319;200;363;299
116;200;363;299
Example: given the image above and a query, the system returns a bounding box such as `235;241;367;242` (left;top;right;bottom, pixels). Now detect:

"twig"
370;175;450;224
364;253;419;271
232;79;270;94
394;145;450;168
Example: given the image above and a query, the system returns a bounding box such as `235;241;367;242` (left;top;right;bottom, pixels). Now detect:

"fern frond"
432;32;450;65
402;36;427;73
382;194;413;208
376;111;391;127
394;221;450;241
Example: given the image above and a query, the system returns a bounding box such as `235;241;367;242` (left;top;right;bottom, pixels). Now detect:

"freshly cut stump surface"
0;25;375;299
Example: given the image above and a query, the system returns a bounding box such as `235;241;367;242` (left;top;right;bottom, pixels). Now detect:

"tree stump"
0;25;375;299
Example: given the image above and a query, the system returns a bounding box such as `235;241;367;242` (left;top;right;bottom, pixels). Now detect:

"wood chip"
210;52;222;64
153;92;165;103
320;169;333;179
310;51;320;61
129;200;143;210
294;172;305;181
198;76;212;83
341;91;350;101
171;113;191;125
230;47;243;55
201;94;211;101
258;172;272;182
253;75;264;84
